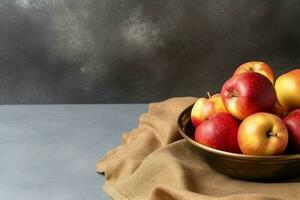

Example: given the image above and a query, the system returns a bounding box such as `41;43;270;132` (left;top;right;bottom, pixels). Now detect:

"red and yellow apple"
194;112;241;153
238;112;288;156
283;109;300;153
191;93;228;128
275;69;300;111
221;72;277;120
233;61;275;84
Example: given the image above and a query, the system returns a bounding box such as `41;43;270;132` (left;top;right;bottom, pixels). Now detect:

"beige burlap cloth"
96;97;300;200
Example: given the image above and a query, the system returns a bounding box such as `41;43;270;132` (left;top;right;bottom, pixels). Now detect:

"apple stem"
249;63;255;71
230;92;238;98
267;132;277;137
207;92;211;98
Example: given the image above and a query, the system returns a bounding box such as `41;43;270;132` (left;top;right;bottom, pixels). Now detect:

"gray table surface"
0;104;148;200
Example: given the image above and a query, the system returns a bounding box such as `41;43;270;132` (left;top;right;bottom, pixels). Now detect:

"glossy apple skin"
194;113;241;153
271;101;288;118
238;112;288;156
221;72;277;120
275;69;300;111
233;61;275;84
191;93;228;128
283;109;300;153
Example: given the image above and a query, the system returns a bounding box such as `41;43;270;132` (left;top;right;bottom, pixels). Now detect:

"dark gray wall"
1;0;300;103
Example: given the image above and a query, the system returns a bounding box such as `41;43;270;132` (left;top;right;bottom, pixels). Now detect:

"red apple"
238;112;288;156
191;93;228;128
233;61;275;84
271;101;288;118
283;109;300;153
221;72;277;120
194;113;241;153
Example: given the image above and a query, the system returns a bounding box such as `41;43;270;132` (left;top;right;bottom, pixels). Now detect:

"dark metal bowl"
177;104;300;182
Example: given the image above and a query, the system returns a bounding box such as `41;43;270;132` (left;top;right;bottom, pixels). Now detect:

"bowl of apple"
177;61;300;182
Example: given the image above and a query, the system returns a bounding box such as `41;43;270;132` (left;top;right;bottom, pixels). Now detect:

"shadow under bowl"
177;104;300;182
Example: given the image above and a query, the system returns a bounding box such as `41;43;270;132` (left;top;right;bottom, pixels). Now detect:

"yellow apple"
275;69;300;111
233;61;275;84
238;112;288;156
191;93;228;128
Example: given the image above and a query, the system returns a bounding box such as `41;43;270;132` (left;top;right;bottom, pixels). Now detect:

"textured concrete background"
1;0;300;103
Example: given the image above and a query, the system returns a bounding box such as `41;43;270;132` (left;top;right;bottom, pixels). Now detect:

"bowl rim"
177;103;300;161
